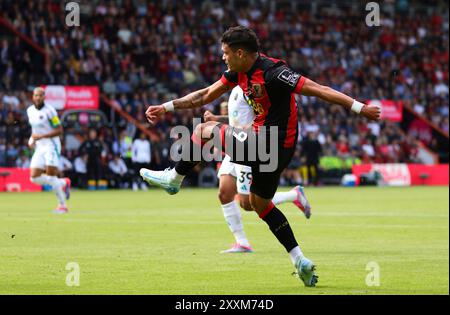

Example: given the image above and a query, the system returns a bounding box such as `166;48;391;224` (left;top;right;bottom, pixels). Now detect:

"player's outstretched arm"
300;78;381;121
145;80;232;125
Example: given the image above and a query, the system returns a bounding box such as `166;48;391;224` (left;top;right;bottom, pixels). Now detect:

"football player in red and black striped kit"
142;26;380;287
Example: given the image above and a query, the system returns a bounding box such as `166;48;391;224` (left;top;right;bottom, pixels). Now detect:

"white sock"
169;168;185;184
46;175;66;206
289;246;304;266
221;200;250;247
30;175;50;186
272;189;297;205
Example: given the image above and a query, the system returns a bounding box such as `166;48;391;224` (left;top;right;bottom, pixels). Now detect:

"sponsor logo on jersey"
245;96;264;115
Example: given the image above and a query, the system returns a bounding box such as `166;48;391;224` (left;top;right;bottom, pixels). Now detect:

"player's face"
32;90;45;107
222;43;243;72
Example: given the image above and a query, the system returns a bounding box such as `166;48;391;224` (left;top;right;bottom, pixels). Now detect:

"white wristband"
162;101;175;112
351;100;365;114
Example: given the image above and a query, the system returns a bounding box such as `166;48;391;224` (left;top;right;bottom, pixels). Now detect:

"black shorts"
217;124;296;199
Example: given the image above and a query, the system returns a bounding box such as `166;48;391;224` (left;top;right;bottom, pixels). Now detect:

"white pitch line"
1;217;448;229
2;210;448;219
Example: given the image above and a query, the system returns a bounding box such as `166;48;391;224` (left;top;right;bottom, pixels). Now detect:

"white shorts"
217;155;252;195
30;146;60;170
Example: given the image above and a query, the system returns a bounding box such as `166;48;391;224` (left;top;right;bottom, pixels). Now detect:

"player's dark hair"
221;26;260;53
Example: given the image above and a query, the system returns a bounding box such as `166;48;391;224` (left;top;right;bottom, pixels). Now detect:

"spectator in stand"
152;132;172;170
74;153;88;189
0;138;6;166
113;129;133;167
131;132;151;191
301;132;323;186
15;153;30;169
108;154;130;189
79;129;106;188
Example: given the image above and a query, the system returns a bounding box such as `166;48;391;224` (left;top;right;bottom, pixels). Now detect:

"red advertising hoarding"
43;85;99;110
352;164;449;186
0;168;42;192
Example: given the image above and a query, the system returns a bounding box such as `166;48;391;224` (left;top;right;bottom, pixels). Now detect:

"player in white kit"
204;86;312;253
27;87;71;214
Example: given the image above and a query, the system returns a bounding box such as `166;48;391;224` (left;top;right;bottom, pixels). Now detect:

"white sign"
372;163;411;186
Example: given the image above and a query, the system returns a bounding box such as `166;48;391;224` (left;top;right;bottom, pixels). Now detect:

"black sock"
175;160;199;176
261;205;298;252
174;133;203;176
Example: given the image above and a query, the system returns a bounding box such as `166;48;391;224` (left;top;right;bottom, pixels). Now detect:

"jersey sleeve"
46;106;61;128
264;64;306;94
220;70;238;87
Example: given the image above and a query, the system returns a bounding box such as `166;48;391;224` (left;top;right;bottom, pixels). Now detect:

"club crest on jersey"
39;115;44;120
251;83;264;98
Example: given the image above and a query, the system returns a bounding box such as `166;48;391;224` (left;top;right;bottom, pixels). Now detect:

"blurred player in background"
27;87;71;214
204;86;311;254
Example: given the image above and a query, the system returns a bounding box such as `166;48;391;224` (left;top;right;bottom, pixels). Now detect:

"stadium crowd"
0;0;448;187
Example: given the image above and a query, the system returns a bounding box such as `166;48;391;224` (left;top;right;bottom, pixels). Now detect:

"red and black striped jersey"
220;54;306;148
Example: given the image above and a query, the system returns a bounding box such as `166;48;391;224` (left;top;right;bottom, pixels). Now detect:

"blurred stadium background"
0;0;448;295
0;0;448;190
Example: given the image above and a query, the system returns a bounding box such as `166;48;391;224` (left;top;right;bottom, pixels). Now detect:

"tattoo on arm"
173;89;208;110
172;80;231;110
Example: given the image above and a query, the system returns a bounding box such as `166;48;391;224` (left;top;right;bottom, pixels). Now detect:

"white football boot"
139;168;182;195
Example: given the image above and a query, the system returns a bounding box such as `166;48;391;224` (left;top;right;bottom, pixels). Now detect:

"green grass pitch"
0;186;448;294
